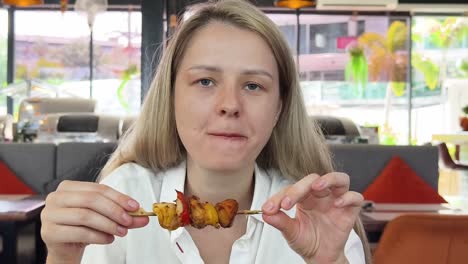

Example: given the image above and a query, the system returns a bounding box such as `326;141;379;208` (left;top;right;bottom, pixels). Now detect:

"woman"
41;0;370;263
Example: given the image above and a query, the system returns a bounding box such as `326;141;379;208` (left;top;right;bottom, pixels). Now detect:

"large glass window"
269;13;411;144
89;11;141;114
0;9;8;114
271;14;299;56
411;16;468;144
15;11;89;84
14;9;141;115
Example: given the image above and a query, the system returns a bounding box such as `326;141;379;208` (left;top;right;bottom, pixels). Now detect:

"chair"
18;97;96;121
437;142;468;170
373;214;468;264
310;115;361;136
38;113;121;142
16;97;97;141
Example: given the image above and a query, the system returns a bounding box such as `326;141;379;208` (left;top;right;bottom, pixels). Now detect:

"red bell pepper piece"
176;190;191;226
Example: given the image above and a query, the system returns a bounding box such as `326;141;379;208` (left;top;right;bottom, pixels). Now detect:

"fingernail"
315;179;326;189
335;198;344;207
128;199;139;209
117;226;127;236
106;235;115;243
263;202;275;212
282;197;292;208
122;212;132;223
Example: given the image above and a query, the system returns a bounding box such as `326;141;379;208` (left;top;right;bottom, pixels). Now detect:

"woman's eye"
245;83;261;91
198;79;213;87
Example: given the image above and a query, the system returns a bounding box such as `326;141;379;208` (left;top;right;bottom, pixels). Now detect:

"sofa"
0;142;116;194
0;142;439;194
329;144;439;193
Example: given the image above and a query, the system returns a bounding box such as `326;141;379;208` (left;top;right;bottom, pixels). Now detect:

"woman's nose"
215;86;241;118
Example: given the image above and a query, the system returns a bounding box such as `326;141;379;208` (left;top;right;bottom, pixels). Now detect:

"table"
432;133;468;161
360;203;466;242
432;133;468;145
0;195;46;264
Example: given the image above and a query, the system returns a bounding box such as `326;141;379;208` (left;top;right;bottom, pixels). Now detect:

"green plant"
379;127;398;145
462;105;468;115
117;64;138;112
457;58;468;77
425;17;466;49
357;20;409;128
412;17;468;88
358;20;408;88
412;53;439;90
345;42;368;96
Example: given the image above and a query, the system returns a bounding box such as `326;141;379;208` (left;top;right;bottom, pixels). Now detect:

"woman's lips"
208;132;247;141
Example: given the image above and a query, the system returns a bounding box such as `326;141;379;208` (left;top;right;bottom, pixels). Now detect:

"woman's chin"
198;158;252;173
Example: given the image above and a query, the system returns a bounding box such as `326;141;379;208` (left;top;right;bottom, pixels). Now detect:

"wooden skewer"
128;208;262;217
128;208;156;216
237;209;263;215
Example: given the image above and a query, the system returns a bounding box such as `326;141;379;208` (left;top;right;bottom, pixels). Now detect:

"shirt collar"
159;160;187;204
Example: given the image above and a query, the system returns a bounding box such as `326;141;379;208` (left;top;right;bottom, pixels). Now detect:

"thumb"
262;211;299;243
129;216;150;229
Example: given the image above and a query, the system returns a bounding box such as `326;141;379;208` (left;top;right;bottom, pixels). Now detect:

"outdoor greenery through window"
268;12;468;145
411;16;468;144
11;9;141;116
268;13;411;145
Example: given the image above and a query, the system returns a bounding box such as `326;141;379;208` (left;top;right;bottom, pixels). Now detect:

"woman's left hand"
262;172;363;264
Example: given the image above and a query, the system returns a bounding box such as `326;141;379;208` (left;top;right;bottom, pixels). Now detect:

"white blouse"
81;162;365;264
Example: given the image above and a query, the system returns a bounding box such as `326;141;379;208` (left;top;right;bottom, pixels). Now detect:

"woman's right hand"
41;180;149;263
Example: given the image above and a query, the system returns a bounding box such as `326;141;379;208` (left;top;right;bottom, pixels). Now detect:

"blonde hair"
100;1;370;262
101;0;332;180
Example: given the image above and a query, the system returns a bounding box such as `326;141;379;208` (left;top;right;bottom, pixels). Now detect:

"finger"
334;191;364;208
262;210;299;243
262;186;290;214
41;223;115;245
48;191;134;227
56;181;140;212
129;216;150;229
280;174;322;210
312;172;350;196
43;208;128;237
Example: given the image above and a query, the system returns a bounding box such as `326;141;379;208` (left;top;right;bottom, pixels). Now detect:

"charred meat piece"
215;199;239;228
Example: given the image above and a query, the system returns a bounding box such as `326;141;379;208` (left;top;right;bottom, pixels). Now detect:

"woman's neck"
184;157;255;211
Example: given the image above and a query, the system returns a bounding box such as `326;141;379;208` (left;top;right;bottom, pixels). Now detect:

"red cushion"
0;161;36;195
363;156;446;203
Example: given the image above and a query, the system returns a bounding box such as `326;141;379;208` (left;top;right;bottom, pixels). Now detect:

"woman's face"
174;22;282;172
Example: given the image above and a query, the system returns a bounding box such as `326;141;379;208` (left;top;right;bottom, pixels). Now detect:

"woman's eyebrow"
188;65;273;80
242;69;273;81
188;65;222;73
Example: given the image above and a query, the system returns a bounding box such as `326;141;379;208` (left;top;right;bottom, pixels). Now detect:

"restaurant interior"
0;0;468;263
